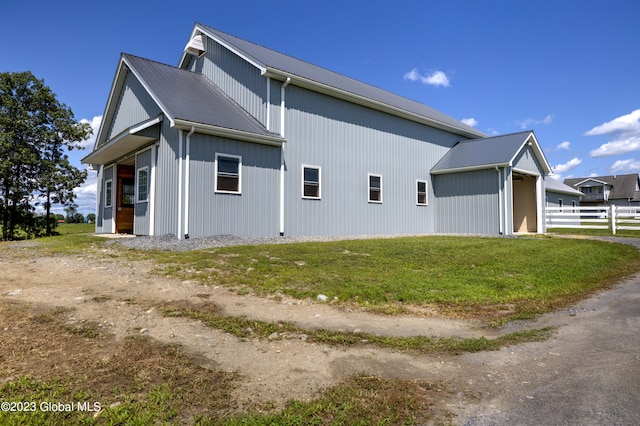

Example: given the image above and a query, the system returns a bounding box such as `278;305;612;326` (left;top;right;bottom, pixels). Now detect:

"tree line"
0;71;91;240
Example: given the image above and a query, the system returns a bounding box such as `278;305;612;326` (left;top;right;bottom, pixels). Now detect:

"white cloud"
551;157;582;181
610;159;640;174
518;114;554;129
78;115;102;150
403;68;450;87
556;141;571;150
585;109;640;136
460;117;478;127
590;137;640;157
586;109;640;157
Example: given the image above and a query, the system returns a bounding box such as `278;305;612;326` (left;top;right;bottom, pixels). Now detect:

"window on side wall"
302;166;321;199
416;180;428;205
368;174;382;203
105;179;113;208
215;154;242;193
137;166;149;202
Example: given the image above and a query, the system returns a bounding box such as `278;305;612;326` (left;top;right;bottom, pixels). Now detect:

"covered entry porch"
431;131;551;236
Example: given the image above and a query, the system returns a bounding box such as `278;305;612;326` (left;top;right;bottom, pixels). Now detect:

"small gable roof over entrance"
430;131;551;175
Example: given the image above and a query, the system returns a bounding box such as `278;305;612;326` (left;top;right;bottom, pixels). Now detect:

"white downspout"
266;77;271;131
149;144;157;236
177;130;183;239
112;163;117;234
279;77;291;236
496;166;503;235
504;166;511;235
184;126;195;239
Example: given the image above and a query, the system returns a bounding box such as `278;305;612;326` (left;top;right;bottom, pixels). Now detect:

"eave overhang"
172;119;285;146
430;162;512;175
573;178;609;187
81;116;162;166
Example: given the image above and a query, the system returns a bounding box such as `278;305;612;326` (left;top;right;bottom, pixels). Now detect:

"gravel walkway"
109;233;427;251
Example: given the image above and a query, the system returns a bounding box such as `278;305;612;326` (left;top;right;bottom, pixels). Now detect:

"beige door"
513;175;537;232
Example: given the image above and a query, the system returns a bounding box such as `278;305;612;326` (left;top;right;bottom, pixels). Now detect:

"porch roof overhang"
81;116;161;166
430;131;551;175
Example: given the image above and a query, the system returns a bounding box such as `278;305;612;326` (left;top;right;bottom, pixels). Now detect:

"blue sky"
2;0;639;214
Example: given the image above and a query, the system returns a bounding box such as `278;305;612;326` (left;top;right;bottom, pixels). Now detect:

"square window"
137;167;149;202
417;180;428;205
369;174;382;203
215;154;241;193
303;166;321;199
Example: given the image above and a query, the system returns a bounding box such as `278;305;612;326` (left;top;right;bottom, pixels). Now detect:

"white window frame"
215;153;242;194
302;165;321;199
368;173;382;203
416;179;428;206
105;179;113;208
137;166;149;203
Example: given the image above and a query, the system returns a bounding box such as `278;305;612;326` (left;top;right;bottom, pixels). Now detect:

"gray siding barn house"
83;23;552;239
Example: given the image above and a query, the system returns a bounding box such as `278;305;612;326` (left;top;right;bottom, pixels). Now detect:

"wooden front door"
116;165;134;234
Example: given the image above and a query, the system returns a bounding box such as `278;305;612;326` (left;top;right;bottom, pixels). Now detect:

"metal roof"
123;54;280;139
192;23;486;139
545;177;584;196
431;131;550;174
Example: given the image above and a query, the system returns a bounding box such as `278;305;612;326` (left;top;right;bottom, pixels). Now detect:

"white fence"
545;205;640;234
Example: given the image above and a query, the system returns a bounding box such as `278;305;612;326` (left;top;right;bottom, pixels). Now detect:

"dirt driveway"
1;238;639;424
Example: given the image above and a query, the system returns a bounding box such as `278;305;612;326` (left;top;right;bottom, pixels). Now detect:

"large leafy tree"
0;71;91;240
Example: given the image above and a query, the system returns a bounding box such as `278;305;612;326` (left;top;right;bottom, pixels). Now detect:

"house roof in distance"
430;131;551;174
184;23;486;139
564;174;640;200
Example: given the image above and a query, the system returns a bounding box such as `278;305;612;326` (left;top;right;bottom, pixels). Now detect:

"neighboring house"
82;23;552;238
545;177;583;210
564;174;640;207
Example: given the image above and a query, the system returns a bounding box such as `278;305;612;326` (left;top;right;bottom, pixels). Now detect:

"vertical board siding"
134;149;152;235
433;170;500;234
105;72;161;142
199;38;267;127
513;146;542;174
282;85;462;236
153;124;180;236
187;133;280;237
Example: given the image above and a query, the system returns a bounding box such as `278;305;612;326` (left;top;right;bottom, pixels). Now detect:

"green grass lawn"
151;235;640;320
547;227;640;238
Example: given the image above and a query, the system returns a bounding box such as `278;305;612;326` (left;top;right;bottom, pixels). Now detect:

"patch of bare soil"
0;245;481;420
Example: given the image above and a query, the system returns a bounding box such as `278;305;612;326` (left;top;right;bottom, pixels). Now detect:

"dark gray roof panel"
197;24;485;138
123;54;275;137
431;131;533;172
